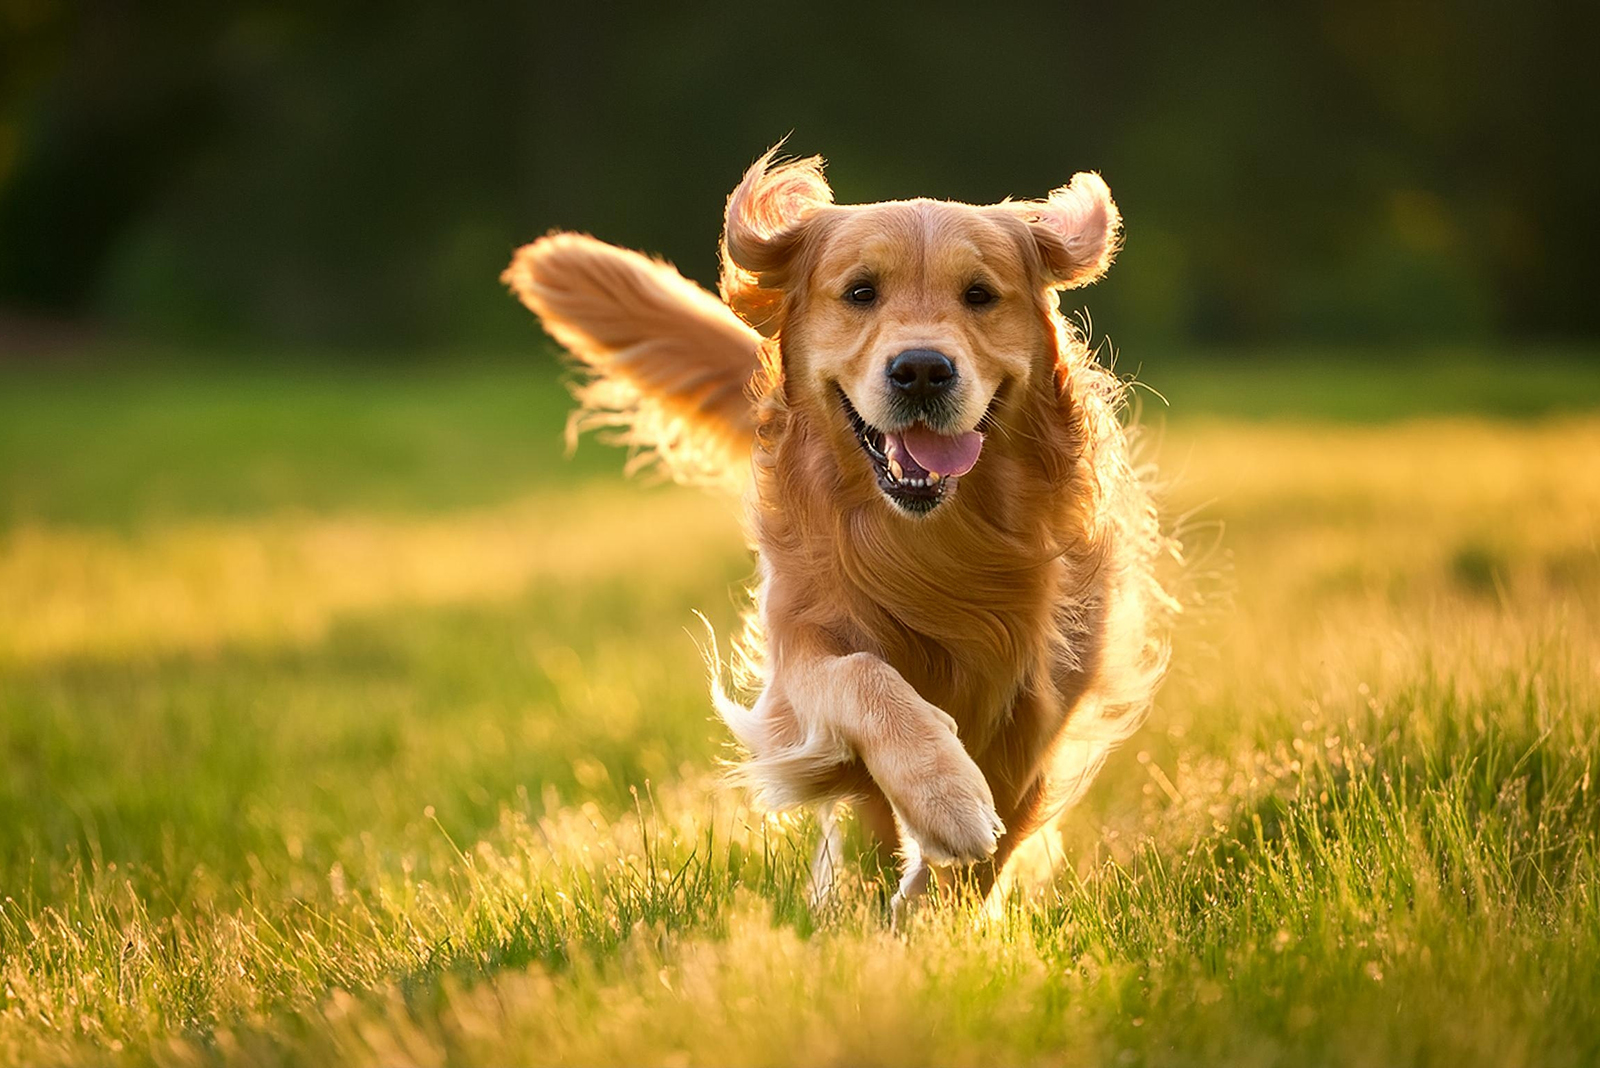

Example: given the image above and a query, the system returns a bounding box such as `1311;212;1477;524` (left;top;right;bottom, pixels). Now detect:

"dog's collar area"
836;387;952;516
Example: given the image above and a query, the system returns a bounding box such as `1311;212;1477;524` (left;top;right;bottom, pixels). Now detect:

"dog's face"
723;152;1120;517
794;203;1042;515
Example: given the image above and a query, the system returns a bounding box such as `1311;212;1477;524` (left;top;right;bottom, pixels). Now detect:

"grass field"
2;348;1599;1066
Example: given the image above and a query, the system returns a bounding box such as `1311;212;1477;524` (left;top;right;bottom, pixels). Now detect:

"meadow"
1;347;1598;1066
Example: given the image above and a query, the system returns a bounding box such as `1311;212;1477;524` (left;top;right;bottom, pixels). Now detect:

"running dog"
504;147;1173;912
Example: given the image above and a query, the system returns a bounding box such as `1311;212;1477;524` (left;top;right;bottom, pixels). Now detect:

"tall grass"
0;358;1595;1065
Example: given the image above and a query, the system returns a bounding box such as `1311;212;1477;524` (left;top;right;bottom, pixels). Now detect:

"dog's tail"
504;233;763;490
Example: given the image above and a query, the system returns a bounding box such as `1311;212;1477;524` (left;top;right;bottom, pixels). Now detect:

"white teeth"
881;461;947;491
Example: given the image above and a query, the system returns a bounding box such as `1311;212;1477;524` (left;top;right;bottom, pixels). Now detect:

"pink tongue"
898;425;985;477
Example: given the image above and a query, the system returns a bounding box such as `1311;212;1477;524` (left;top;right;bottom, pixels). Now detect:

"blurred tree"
0;0;1594;352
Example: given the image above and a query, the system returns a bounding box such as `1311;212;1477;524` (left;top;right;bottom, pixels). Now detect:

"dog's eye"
845;283;877;306
964;284;995;306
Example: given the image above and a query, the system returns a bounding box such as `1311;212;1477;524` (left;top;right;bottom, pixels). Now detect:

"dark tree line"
1;0;1595;352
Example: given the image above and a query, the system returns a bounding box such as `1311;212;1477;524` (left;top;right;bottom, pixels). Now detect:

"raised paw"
882;727;1005;865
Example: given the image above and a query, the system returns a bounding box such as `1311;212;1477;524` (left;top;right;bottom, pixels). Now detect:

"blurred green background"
2;0;1596;356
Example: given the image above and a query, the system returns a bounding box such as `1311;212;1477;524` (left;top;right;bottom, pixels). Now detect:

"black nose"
886;349;957;399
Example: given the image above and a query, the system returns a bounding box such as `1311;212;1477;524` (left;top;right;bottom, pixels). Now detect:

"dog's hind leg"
852;789;902;884
807;802;846;909
808;793;901;911
890;837;932;930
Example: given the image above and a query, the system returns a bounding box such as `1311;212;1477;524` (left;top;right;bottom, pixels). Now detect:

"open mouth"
837;388;985;516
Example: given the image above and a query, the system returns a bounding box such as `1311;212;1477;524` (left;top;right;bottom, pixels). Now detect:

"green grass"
1;348;1598;1065
0;353;624;531
1135;343;1600;423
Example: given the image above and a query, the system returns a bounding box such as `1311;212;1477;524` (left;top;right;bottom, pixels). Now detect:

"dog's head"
722;149;1120;517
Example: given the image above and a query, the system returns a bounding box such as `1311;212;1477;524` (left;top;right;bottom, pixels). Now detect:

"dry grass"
0;362;1596;1066
0;487;738;665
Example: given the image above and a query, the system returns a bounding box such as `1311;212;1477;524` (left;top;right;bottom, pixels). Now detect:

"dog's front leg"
781;652;1005;872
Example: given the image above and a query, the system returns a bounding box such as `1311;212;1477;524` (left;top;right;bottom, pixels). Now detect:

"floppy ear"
719;146;833;333
1012;172;1122;289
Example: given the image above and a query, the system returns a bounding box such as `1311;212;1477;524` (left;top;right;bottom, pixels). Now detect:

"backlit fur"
505;147;1175;907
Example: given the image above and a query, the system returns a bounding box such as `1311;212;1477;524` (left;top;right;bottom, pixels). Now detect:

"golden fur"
504;148;1175;911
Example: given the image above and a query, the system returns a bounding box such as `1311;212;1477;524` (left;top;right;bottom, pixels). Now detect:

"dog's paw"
884;728;1005;865
889;858;932;931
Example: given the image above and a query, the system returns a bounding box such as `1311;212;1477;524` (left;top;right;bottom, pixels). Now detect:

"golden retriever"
504;147;1174;914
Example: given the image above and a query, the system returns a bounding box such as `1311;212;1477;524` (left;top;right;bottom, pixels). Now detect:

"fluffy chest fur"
746;355;1107;760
